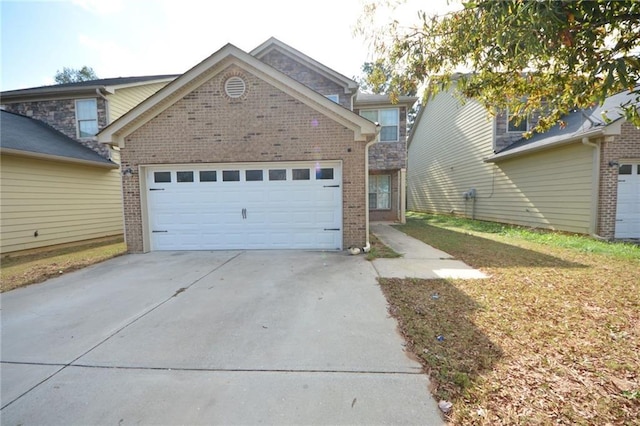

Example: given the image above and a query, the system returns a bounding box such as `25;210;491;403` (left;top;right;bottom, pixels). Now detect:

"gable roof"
1;75;178;102
97;43;378;147
251;37;358;94
487;89;638;162
0;110;117;168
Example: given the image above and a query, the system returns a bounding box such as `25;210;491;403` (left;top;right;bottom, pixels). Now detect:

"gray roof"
1;75;178;99
0;110;117;167
496;89;639;156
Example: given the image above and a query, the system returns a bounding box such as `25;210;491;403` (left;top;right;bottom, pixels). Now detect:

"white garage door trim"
142;161;343;251
615;162;640;239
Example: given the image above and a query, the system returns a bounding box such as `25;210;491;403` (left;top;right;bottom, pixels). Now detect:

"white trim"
75;98;99;139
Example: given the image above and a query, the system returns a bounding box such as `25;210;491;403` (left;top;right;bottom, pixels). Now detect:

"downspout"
582;137;602;238
363;124;381;253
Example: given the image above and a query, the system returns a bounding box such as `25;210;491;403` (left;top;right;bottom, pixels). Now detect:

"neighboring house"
97;38;414;253
1;75;177;159
0;111;121;254
0;75;176;254
408;87;640;240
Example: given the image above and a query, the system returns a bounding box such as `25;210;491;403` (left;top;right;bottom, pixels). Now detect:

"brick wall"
120;65;367;252
597;122;640;239
3;98;110;158
258;50;353;109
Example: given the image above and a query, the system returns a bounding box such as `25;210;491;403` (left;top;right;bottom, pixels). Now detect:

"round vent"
224;76;246;98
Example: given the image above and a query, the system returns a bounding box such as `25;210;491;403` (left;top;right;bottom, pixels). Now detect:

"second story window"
325;94;339;103
360;108;399;142
507;109;528;133
76;99;98;138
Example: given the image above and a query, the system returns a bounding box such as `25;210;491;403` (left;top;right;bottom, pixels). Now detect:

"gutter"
485;128;606;163
362;124;381;253
0;147;119;169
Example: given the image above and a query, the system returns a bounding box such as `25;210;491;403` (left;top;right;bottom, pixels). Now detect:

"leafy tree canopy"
54;66;98;84
357;0;640;133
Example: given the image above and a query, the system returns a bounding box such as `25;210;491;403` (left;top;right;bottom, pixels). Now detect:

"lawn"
1;237;127;292
381;212;640;425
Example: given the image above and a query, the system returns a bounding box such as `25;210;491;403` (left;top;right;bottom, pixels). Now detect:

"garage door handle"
323;185;340;188
242;208;247;219
324;228;340;231
149;188;165;191
152;230;168;233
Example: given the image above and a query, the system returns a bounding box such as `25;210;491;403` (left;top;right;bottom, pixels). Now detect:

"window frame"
368;174;392;210
75;98;99;139
506;108;529;133
325;94;340;103
359;108;400;142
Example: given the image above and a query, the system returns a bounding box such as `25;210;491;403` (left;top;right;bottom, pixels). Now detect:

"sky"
0;0;457;92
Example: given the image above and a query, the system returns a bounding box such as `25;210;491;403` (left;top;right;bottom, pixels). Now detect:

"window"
360;108;399;142
199;171;217;182
325;94;339;103
369;175;391;210
223;170;240;182
316;168;334;180
177;171;194;183
292;169;310;180
619;164;632;175
507;109;528;132
154;172;171;183
76;99;98;138
269;169;286;181
245;170;263;181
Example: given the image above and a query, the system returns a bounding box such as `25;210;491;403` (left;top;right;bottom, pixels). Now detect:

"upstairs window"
325;94;340;103
360;108;399;142
507;109;528;133
76;99;98;138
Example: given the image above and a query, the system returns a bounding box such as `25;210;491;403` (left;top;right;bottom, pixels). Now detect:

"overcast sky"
1;0;457;91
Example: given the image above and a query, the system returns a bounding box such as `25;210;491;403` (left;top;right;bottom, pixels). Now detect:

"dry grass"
367;233;402;260
380;214;640;425
1;238;127;292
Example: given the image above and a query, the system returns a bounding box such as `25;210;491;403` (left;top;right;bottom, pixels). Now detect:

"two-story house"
407;87;640;240
1;75;177;254
2;38;416;253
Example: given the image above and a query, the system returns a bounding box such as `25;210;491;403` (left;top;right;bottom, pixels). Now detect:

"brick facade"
596;122;640;239
259;50;353;109
3;98;111;158
120;65;368;252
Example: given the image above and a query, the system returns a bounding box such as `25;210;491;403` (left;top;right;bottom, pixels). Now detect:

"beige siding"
108;82;170;122
408;90;596;234
0;155;124;253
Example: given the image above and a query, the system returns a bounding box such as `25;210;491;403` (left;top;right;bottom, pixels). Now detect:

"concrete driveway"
1;251;443;425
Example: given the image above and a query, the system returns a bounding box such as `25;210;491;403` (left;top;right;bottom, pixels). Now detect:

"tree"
54;66;98;84
357;0;640;133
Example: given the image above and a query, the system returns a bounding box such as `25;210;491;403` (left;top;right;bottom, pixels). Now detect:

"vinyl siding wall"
108;82;171;122
408;90;596;234
0;155;124;253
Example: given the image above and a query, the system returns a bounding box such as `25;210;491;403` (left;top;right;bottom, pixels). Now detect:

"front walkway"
370;222;487;279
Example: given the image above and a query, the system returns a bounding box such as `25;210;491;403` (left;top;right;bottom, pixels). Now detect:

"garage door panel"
146;162;342;250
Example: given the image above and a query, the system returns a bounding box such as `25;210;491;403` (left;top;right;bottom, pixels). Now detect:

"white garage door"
145;161;343;250
615;163;640;239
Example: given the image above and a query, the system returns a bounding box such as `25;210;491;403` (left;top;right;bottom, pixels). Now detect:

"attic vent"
225;76;246;98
